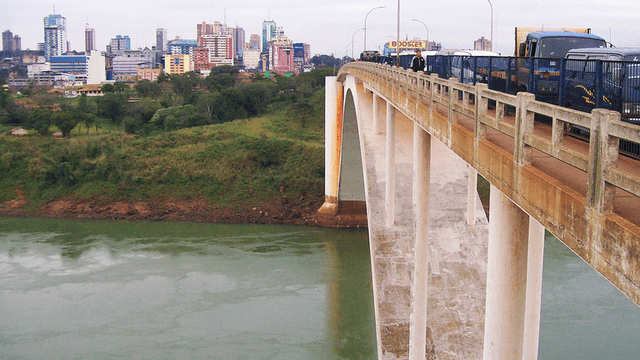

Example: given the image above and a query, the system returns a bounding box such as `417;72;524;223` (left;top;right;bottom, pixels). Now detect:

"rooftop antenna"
53;5;56;14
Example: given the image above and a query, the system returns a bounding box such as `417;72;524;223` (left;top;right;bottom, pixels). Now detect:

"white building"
200;34;234;66
86;51;106;85
28;63;51;78
243;49;260;69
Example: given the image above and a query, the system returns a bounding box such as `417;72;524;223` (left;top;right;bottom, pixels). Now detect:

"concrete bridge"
317;62;640;359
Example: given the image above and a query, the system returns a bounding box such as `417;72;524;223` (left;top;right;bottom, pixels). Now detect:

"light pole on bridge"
411;18;429;50
364;5;386;54
352;27;365;60
487;0;493;51
396;0;400;67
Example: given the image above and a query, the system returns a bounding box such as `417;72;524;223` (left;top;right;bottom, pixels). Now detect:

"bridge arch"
337;88;367;217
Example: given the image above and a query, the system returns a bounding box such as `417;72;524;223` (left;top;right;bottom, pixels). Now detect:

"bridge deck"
453;103;640;226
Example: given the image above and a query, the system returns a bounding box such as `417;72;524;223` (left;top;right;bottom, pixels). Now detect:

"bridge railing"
340;61;640;217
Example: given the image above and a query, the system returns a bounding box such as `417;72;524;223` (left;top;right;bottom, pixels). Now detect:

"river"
1;217;639;359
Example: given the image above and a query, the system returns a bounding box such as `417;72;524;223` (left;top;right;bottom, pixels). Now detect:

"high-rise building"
474;36;492;52
108;35;131;55
156;28;167;53
249;34;260;50
164;54;191;75
44;13;67;61
262;20;276;53
193;47;211;72
197;22;214;40
243;49;260;69
167;38;197;57
200;34;233;67
12;35;21;52
2;30;13;52
233;27;245;56
85;25;96;52
269;36;293;74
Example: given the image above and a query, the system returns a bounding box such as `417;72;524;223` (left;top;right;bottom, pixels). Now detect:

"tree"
205;65;239;91
52;111;78;137
134;80;162;97
168;72;200;104
114;81;129;93
96;93;126;125
237;82;275;116
24;108;52;135
148;105;200;131
197;92;222;123
293;98;313;128
101;83;115;93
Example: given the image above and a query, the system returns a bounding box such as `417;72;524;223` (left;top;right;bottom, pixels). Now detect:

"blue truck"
514;29;608;103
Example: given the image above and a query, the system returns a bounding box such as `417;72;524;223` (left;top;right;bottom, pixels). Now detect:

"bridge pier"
386;102;396;226
483;185;546;360
317;76;367;227
409;123;431;359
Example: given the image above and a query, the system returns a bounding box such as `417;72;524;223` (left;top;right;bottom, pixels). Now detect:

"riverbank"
0;192;323;225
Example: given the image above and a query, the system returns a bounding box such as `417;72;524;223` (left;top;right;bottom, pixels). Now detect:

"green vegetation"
0;67;333;211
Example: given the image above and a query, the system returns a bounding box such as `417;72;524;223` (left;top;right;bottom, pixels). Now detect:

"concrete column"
318;76;343;217
409;123;431;360
386;102;396;226
522;217;546;360
373;94;380;135
483;185;529;360
467;166;478;226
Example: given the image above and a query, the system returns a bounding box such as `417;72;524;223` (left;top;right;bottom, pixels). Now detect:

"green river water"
1;216;639;359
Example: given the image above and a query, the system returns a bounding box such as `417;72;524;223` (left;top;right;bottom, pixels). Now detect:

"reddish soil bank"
0;191;323;226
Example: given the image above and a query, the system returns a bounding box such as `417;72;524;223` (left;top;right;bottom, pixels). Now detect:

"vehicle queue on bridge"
353;29;640;159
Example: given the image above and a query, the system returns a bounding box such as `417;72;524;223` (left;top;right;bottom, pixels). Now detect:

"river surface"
1;217;639;359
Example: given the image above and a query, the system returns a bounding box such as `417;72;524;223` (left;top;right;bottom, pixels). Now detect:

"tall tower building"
233;27;245;56
85;25;96;52
13;35;21;52
109;35;130;55
197;22;214;40
249;34;260;50
2;30;13;52
262;20;276;53
44;13;68;61
156;28;167;53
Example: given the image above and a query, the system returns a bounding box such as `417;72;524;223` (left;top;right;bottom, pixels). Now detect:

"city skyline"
2;0;640;57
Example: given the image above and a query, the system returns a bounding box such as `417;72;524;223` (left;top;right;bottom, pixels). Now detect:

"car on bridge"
563;47;640;157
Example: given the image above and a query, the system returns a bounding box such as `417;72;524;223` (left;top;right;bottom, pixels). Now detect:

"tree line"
0;65;335;136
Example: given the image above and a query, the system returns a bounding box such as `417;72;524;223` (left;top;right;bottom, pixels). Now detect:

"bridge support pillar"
467;166;478;226
373;94;383;135
523;217;545;360
409;123;431;359
483;185;529;360
318;76;348;226
385;102;396;226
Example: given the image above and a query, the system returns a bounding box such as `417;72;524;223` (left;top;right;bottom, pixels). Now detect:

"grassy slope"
0;92;325;212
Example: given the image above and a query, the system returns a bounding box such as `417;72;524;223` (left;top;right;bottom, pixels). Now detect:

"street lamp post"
364;5;386;54
412;18;429;50
396;0;400;67
487;0;493;51
352;27;365;60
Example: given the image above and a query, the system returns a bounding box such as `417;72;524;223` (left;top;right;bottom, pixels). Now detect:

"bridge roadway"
318;62;640;359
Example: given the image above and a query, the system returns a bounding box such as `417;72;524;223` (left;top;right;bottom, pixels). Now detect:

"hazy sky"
2;0;639;57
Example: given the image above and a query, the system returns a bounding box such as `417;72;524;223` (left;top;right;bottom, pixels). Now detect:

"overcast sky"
2;0;639;57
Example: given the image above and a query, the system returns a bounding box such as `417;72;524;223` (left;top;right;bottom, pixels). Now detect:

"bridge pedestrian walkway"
453;104;640;227
355;89;489;359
